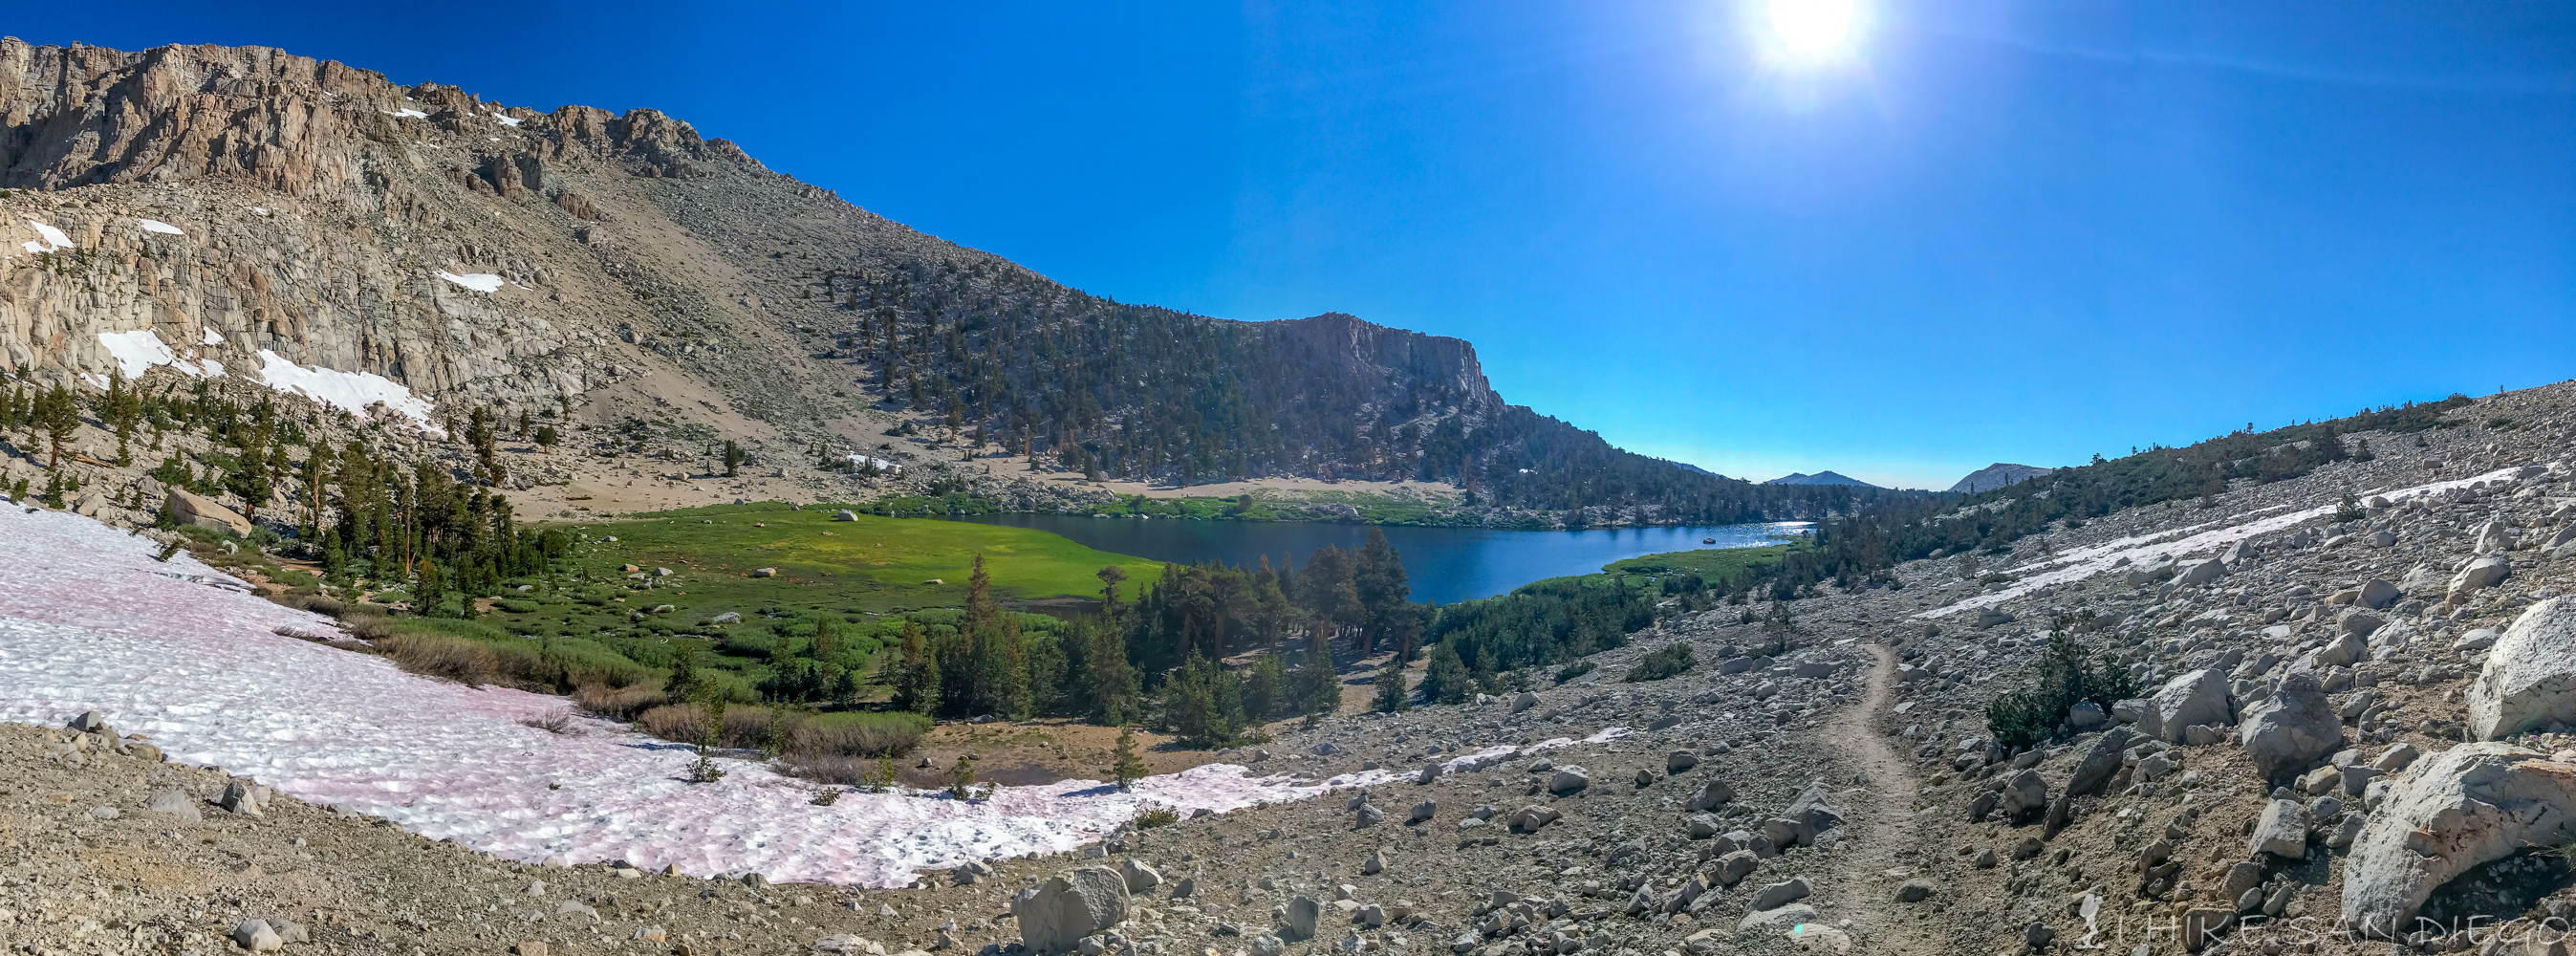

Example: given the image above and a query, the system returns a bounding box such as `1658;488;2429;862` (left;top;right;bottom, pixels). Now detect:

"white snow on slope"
202;326;225;345
1920;466;2531;619
388;108;429;119
254;350;436;429
19;241;40;254
26;219;73;250
97;330;181;380
0;505;1443;885
437;270;505;293
138;219;185;236
844;453;902;473
494;114;522;127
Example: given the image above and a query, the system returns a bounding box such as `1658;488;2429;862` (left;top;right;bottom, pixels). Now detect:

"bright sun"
1766;0;1858;60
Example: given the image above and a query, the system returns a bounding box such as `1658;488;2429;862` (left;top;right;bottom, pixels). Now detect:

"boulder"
2144;669;2234;743
1510;692;1539;713
1744;877;1811;913
1120;858;1161;893
232;919;284;952
2340;744;2576;937
2468;597;2576;740
1548;767;1591;794
167;489;251;536
2449;556;2511;600
2356;579;2400;610
1012;868;1132;954
2066;727;2132;797
1667;750;1699;774
1283;896;1322;941
2238;673;2343;780
1686;777;1736;812
834;510;858;521
1713;850;1758;886
2176;558;2226;588
2001;770;2048;817
2250;799;2307;858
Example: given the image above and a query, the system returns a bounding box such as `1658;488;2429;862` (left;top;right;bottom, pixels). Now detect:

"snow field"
1921;467;2530;619
0;506;1433;886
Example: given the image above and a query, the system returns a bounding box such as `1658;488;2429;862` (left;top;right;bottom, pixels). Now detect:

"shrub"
1552;660;1596;684
574;684;668;721
378;632;500;686
1984;633;2138;750
1622;642;1696;683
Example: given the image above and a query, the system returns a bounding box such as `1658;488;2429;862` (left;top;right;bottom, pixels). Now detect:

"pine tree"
724;440;746;477
891;619;939;714
947;755;977;799
1111;726;1146;791
33;383;77;471
1370;657;1411;712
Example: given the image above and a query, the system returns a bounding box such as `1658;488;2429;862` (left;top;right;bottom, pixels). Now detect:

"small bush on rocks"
1623;642;1696;683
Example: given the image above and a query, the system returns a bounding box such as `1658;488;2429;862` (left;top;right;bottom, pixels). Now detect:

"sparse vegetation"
1622;641;1696;683
1983;632;2139;750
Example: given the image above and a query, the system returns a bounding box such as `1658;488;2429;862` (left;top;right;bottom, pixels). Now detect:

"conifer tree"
1111;726;1146;791
891;619;939;714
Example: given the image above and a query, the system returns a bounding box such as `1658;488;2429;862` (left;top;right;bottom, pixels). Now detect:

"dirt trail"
1813;641;1947;954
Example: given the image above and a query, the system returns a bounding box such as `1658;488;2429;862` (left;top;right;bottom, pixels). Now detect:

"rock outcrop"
2338;744;2576;936
2467;598;2576;740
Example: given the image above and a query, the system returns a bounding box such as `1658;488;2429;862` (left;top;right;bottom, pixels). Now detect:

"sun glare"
1766;0;1858;61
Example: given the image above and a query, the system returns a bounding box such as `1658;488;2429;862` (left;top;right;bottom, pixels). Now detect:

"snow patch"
0;505;1409;885
138;219;185;236
19;241;42;254
388;108;429;119
494;114;522;127
25;220;72;250
437;271;505;293
250;207;271;217
844;453;902;473
202;327;224;345
97;330;181;380
254;350;436;429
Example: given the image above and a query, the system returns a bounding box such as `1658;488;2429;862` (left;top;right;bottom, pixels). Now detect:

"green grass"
397;501;1162;712
1506;540;1805;594
568;501;1162;615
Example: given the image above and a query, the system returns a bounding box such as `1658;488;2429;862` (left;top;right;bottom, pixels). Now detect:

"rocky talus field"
9;383;2576;956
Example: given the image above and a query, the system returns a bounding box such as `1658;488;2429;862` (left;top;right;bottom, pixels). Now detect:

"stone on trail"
2341;743;2576;935
219;779;267;816
1713;850;1758;886
2355;578;2400;610
1361;850;1385;876
1012;868;1132;954
1667;750;1699;774
1894;879;1937;903
2467;597;2576;740
2238;673;2343;780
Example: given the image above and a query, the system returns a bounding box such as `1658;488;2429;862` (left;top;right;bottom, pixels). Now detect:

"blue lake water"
954;514;1810;605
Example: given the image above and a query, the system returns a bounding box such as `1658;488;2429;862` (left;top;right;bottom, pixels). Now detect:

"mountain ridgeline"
0;38;1867;526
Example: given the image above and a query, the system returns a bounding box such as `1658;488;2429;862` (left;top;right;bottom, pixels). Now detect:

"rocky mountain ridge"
0;37;1824;525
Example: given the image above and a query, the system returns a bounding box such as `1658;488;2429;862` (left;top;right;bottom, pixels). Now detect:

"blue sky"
16;2;2574;489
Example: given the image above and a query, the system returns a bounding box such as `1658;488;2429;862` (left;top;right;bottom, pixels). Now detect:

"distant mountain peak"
1948;463;2050;494
1659;459;1725;480
1762;470;1881;489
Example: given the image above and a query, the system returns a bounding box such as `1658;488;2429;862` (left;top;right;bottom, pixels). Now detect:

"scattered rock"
2468;597;2576;740
1012;868;1132;954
